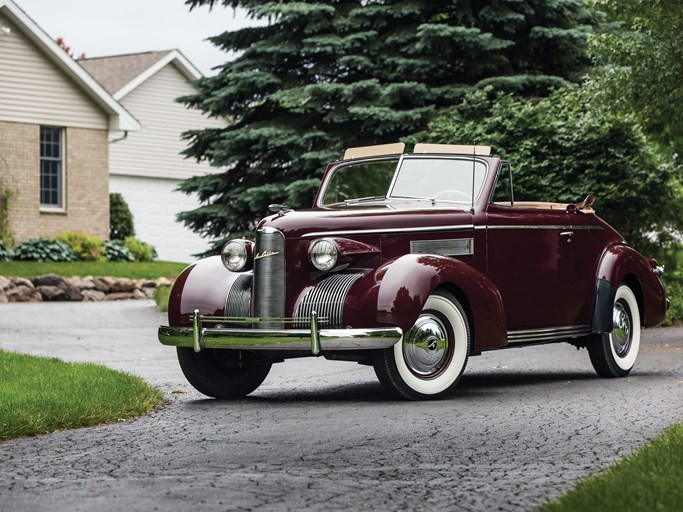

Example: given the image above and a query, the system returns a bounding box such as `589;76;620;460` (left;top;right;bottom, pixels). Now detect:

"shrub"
0;240;13;261
124;237;157;262
110;193;135;240
13;237;75;262
104;240;135;262
58;230;105;262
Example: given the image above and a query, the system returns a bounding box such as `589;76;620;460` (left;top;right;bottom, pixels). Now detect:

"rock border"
0;274;174;303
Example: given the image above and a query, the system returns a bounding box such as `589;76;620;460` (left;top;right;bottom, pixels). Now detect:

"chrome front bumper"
158;310;403;355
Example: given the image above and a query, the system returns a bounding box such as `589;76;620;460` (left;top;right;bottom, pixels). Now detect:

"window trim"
39;126;66;213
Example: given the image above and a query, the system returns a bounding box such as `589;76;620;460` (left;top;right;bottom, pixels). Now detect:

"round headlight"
310;239;338;271
221;240;248;272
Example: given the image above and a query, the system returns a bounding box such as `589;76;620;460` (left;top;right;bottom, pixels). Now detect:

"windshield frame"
316;154;491;208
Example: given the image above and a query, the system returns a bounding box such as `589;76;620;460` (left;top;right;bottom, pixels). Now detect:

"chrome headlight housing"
221;240;248;271
310;239;338;271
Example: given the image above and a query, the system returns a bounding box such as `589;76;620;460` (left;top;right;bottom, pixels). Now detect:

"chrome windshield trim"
302;224;475;239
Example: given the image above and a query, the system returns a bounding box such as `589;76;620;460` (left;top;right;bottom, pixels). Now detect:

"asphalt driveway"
1;301;682;511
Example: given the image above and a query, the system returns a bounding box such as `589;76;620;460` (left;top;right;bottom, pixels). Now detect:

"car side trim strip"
302;224;475;238
476;225;605;231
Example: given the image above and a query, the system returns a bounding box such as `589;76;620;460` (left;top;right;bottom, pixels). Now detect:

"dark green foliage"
58;230;106;262
104;240;135;262
13;238;76;262
423;87;683;255
588;0;683;154
109;193;135;240
0;240;12;262
180;0;598;253
124;237;158;262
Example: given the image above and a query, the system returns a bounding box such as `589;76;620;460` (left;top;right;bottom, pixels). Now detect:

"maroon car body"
159;143;667;400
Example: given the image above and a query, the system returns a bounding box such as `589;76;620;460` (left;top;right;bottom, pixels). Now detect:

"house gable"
108;60;227;180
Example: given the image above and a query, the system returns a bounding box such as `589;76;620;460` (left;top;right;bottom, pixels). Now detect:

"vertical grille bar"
253;227;286;329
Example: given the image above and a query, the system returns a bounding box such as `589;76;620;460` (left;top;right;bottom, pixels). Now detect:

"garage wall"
110;174;210;263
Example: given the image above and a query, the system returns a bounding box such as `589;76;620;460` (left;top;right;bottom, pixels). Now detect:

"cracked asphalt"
1;301;682;511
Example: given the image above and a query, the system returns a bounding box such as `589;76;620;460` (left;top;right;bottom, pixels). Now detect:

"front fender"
168;256;243;326
375;254;507;352
592;244;667;329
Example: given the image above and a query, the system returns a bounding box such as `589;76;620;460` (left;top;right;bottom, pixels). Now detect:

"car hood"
258;202;473;239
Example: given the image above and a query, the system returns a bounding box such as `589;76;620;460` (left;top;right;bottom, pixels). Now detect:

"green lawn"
0;350;164;440
538;422;683;512
154;285;172;312
0;260;188;279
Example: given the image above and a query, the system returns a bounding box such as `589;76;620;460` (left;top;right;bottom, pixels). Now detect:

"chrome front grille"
253;227;286;329
295;272;365;328
224;272;253;323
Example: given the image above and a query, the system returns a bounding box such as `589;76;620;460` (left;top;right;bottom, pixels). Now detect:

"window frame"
39;126;66;212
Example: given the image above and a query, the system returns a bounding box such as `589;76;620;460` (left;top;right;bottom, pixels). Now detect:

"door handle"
560;231;574;237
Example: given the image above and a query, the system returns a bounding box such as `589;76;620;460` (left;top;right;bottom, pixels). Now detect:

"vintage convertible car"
158;142;668;400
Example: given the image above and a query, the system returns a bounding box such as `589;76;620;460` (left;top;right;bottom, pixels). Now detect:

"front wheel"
177;347;271;399
372;290;470;400
587;284;641;378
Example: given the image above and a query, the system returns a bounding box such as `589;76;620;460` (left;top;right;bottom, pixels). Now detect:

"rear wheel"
373;290;470;400
177;347;271;399
588;284;641;378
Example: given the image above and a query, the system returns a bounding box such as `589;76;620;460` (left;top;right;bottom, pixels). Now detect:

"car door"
483;204;595;332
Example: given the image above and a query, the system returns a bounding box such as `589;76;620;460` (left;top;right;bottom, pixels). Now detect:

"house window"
40;126;64;208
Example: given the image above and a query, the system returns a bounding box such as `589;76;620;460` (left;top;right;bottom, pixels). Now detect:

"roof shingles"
79;50;173;95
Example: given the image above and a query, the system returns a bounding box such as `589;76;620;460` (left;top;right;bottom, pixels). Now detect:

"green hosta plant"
13;238;75;262
104;240;135;262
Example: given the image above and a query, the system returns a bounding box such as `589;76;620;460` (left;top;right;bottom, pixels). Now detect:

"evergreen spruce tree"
180;0;597;252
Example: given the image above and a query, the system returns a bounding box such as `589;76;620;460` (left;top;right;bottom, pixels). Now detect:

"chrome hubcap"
403;313;449;377
612;301;632;357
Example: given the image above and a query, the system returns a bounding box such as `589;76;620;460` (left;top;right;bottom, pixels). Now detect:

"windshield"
320;156;487;206
321;158;398;205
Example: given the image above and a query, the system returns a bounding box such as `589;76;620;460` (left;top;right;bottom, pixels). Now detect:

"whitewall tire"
373;290;470;400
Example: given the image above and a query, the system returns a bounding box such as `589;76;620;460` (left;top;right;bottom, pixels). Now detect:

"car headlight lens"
310;239;338;271
221;240;248;271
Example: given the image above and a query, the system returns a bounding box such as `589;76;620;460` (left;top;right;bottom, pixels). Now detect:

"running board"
507;325;591;345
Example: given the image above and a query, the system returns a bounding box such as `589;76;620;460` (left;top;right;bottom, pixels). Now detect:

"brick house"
0;0;139;243
79;50;227;262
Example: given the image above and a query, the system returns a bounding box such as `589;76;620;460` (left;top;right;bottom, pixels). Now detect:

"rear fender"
592;244;667;330
376;254;507;351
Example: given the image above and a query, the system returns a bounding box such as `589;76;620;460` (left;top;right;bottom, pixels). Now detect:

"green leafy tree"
424;87;683;254
588;0;683;153
179;0;598;252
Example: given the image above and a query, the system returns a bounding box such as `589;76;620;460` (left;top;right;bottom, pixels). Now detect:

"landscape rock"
6;285;42;302
133;289;147;300
141;280;157;289
64;285;83;301
80;277;96;290
100;277;136;293
0;289;7;303
32;274;67;288
92;278;110;293
141;287;156;299
12;277;34;289
81;289;106;302
155;277;172;287
37;285;68;301
0;275;13;290
104;292;137;301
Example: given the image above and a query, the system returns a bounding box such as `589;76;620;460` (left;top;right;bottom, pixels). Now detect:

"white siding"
0;12;107;130
110;174;210;263
110;63;226;180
